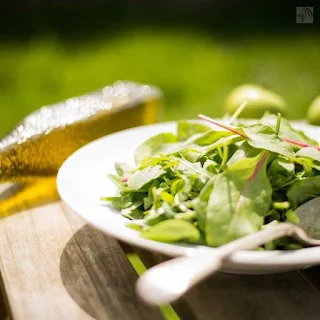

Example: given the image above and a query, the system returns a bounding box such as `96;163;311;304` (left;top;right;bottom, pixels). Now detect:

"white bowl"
57;121;320;274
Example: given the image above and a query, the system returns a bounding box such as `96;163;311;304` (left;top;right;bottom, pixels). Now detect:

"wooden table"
0;182;320;320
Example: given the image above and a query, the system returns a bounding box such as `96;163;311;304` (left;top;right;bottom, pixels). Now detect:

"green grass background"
1;30;320;136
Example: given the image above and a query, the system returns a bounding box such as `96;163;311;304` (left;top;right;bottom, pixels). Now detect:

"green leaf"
174;157;211;179
161;202;176;218
115;162;134;177
153;142;185;156
141;129;240;159
107;174;128;190
107;174;148;193
260;112;318;145
126;222;144;231
177;120;211;141
296;147;320;163
170;179;185;194
161;191;174;205
144;208;168;226
175;210;197;221
141;219;201;243
192;176;217;233
203;159;219;174
192;198;207;233
100;196;119;202
134;133;177;165
200;135;243;156
269;157;295;173
227;141;261;166
101;196;123;211
143;195;153;210
180;148;201;163
153;130;236;157
206;153;272;246
243;124;296;158
188;130;233;146
295;157;320;174
127;165;165;190
287;176;320;209
267;157;296;189
285;209;300;224
272;201;290;210
121;200;144;220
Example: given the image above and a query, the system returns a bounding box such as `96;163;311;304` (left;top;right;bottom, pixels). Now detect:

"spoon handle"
136;222;300;305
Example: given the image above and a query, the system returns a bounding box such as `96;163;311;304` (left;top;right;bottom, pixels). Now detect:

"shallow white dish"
57;120;320;274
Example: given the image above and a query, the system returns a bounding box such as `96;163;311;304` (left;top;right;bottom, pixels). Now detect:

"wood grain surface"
0;183;163;320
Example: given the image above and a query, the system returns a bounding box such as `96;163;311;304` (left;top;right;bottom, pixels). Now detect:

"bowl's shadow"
59;224;163;320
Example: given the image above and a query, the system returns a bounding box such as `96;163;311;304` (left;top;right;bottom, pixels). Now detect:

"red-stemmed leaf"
283;137;320;151
206;152;272;246
235;152;269;214
198;114;247;138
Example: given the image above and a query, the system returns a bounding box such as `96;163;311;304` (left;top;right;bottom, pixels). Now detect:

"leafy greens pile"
102;112;320;250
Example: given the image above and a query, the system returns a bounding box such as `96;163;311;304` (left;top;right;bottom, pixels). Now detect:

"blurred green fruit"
307;95;320;125
223;84;288;118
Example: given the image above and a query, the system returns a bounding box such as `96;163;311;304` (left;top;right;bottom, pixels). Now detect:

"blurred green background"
1;1;319;136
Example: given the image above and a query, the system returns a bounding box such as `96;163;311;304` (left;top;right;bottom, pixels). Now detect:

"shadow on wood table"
61;223;320;320
134;250;320;320
60;224;163;320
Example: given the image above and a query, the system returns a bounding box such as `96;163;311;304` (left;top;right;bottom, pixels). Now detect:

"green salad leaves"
102;112;320;250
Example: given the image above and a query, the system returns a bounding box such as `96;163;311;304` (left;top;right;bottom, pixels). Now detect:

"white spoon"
136;196;320;305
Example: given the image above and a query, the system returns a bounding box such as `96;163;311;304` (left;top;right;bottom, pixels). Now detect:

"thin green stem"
220;145;229;172
217;146;223;160
275;113;282;135
273;179;296;191
228;100;248;125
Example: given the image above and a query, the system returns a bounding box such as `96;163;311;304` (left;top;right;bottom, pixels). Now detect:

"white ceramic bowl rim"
57;120;320;270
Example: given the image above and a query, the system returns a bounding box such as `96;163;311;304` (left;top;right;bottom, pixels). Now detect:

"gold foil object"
0;81;162;183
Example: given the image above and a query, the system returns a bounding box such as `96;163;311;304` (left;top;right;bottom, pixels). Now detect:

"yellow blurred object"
0;81;162;182
0;81;162;217
307;95;320;125
223;84;288;118
0;177;59;216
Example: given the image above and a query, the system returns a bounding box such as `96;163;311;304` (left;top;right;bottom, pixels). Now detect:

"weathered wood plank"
0;183;163;320
135;248;320;320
